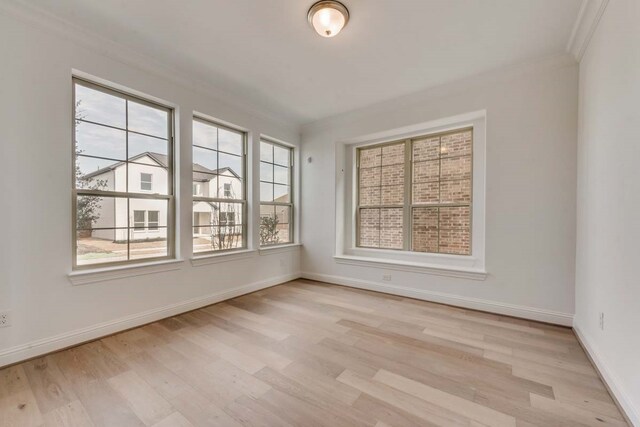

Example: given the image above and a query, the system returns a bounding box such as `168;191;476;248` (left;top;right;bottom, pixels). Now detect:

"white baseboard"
573;324;639;426
0;272;301;368
301;272;574;326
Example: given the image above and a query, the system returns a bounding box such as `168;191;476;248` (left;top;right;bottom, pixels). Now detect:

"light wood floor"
0;280;628;426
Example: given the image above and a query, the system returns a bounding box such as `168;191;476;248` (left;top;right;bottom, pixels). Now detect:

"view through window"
260;140;293;246
192;118;246;253
357;128;472;255
73;79;174;268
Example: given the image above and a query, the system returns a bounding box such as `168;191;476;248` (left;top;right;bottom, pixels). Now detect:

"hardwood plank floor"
0;280;629;426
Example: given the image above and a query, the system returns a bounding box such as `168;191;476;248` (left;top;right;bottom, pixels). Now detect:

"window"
357;128;472;255
133;211;146;231
260;140;293;246
140;173;153;191
192;117;246;253
73;78;173;269
148;211;159;230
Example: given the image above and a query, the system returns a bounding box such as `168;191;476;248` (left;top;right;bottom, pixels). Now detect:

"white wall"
0;7;301;366
301;56;578;325
575;1;640;423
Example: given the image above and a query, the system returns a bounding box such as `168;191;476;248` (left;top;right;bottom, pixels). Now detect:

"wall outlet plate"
0;311;10;328
383;274;392;282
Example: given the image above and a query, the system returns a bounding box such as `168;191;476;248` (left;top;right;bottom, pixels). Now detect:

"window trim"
259;138;295;247
191;115;248;256
336;111;486;275
72;77;175;271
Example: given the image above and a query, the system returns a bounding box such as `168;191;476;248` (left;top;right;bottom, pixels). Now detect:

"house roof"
83;152;240;181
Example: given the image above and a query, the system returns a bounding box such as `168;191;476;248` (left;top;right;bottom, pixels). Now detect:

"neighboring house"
83;152;242;242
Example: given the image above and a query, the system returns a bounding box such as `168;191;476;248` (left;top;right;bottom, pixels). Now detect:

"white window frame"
334;110;487;279
191;116;247;255
72;77;175;271
259;138;295;247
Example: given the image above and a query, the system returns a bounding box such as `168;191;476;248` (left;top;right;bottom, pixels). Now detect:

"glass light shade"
308;1;349;38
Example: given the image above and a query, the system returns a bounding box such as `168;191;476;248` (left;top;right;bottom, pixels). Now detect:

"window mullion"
403;139;412;251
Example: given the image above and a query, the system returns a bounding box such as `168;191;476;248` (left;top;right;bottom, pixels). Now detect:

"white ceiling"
25;0;583;125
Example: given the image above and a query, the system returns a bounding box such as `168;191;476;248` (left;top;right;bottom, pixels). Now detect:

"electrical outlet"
599;312;605;330
382;274;392;282
0;311;10;328
280;259;287;269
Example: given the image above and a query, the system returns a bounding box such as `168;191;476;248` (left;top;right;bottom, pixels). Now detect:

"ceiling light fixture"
307;1;349;38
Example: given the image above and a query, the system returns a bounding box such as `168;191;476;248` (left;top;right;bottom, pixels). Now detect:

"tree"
260;214;280;245
75;100;108;233
210;182;243;250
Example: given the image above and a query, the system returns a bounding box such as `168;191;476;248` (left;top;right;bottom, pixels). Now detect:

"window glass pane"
193;201;218;228
380;208;403;249
381;185;403;205
75;156;118;190
75;84;126;129
76;121;126;161
260;161;273;182
412;207;439;253
130;233;168;260
440;156;471;181
218;127;243;155
440;130;472;158
212;202;243;250
260;141;273;162
409;129;472;255
382;144;404;165
76;230;128;266
219;152;243;179
359;147;381;168
129;133;168;160
438;229;470;255
359;187;381;206
128;100;168;139
193;146;218;171
148;211;159;230
273;145;290;166
127;163;168;195
133;210;145;230
412;137;440;162
193;120;217;150
261;182;274;202
274;165;289;185
260;204;280;246
359;166;381;188
76;195;126;230
274;184;290;203
275;205;291;243
218;177;242;199
439;179;471;204
129;199;168;228
359;227;379;248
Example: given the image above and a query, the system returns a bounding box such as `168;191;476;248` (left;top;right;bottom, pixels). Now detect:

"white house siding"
87;154;242;241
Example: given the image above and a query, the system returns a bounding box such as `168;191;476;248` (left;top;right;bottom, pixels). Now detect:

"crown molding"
0;0;300;130
566;0;609;62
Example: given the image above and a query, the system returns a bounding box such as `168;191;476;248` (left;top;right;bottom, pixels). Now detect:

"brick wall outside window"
357;129;472;255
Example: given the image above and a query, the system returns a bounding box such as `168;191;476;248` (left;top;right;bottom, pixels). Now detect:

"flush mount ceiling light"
307;1;350;38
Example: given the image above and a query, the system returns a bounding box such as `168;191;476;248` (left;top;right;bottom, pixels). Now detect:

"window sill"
259;243;302;255
334;255;487;280
191;249;256;267
68;259;185;286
